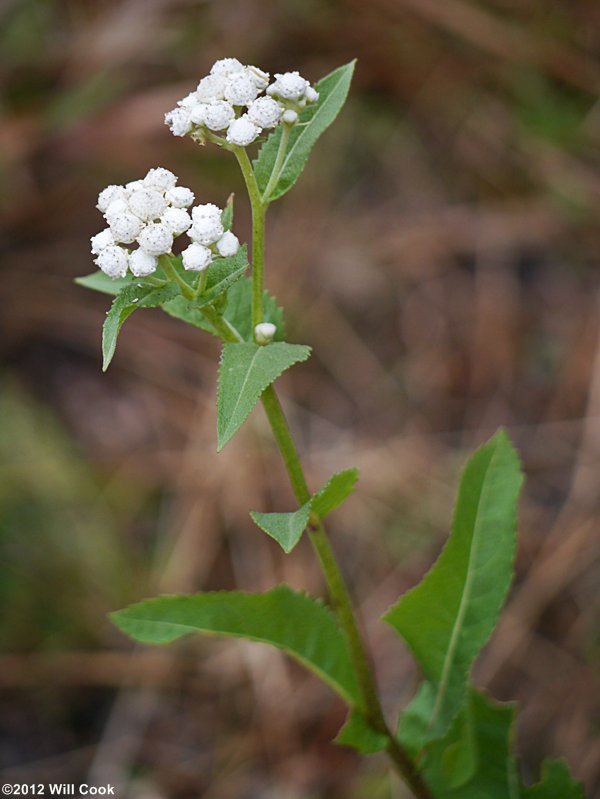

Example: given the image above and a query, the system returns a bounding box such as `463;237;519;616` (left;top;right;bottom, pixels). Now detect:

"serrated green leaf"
102;282;179;371
418;689;520;799
111;585;360;705
76;271;133;296
384;430;523;743
250;502;311;553
335;709;388;755
217;342;310;450
254;61;356;202
312;468;359;519
522;760;585;799
224;278;285;342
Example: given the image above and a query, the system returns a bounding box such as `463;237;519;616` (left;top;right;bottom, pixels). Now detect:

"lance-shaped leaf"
217;342;311;450
522;760;585;799
312;468;359;518
254;61;356;202
250;503;311;553
419;689;520;799
384;430;523;744
102;283;179;371
111;585;360;706
223;278;285;342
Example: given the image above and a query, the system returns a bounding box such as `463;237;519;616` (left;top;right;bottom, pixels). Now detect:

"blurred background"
1;0;600;796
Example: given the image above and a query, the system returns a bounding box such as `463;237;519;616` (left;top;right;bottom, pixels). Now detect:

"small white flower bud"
248;96;282;129
90;228;115;255
125;179;145;194
97;185;125;213
128;188;167;222
224;72;260;106
166;186;195;208
255;322;276;344
226;115;260;146
189;216;224;246
196;74;228;102
282;109;298;125
161;207;192;235
165;107;192;137
104;198;129;224
95;245;129;278
203;101;236;131
215;231;240;257
137;222;173;256
182;243;212;272
189;103;208;125
129;249;158;277
304;86;319;103
210;58;244;77
191;203;222;223
271;71;309;101
144;167;177;191
178;91;200;109
110;212;144;244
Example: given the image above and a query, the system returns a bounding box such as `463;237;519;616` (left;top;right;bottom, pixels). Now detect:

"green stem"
261;123;291;204
232;146;266;335
159;254;195;300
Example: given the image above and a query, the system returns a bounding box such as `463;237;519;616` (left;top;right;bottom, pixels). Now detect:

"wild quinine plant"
78;58;585;798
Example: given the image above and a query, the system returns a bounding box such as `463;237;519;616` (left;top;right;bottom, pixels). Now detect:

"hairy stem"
232;146;266;334
261;123;292;204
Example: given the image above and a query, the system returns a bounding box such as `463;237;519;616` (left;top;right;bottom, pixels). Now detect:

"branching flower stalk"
80;57;586;799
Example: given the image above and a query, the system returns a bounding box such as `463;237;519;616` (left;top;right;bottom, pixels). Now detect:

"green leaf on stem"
76;271;133;296
418;689;520;798
312;468;359;518
335;709;388;754
522;760;585;798
250;503;311;553
384;430;523;745
221;193;234;231
223;278;285;342
217;342;311;450
102;282;179;371
111;585;360;705
254;61;356;202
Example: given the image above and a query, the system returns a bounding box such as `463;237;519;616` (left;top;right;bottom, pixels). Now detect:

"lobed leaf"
384;430;523;744
102;283;179;371
253;61;356;202
111;585;360;705
250;503;311;553
217;342;311;450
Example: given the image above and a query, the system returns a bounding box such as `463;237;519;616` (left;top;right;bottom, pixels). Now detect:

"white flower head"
203;100;236;132
189;215;224;246
182;243;212;272
137;222;174;256
161;207;192;235
144;167;177;191
255;322;277;344
110;212;144;244
97;185;125;213
224;71;260;106
248;96;282;129
90;228;115;255
210;58;244;77
196;73;228;102
165;107;192;137
192;203;222;223
104;198;129;224
226;115;260;147
128;188;167;222
247;65;270;90
166;186;195;208
129;249;158;277
269;71;309;101
216;231;240;257
95;245;129;278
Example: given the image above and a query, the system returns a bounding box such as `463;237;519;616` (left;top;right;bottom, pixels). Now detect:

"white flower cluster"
165;58;319;147
91;167;239;278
